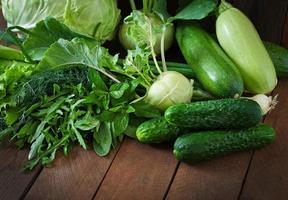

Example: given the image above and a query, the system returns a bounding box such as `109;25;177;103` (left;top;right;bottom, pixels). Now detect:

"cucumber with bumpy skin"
165;99;262;130
173;124;276;162
136;117;180;143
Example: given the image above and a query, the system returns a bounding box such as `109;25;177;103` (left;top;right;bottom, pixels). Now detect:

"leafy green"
22;18;86;61
38;38;121;79
0;118;7;131
0;45;25;61
172;0;217;21
93;122;112;156
153;0;170;21
0;59;36;100
1;0;67;29
12;66;89;107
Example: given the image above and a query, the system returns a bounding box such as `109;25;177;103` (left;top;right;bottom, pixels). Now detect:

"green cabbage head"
64;0;121;42
1;0;67;29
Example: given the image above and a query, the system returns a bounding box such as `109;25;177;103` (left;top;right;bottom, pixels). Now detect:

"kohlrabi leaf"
123;47;154;88
22;18;86;61
172;0;217;21
37;38;120;82
153;0;170;21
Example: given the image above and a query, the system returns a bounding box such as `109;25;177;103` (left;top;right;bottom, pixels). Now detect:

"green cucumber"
165;99;262;130
136;117;180;143
176;22;243;98
264;42;288;78
173;124;276;162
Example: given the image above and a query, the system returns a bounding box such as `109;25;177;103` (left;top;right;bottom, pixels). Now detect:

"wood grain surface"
25;146;119;200
0;143;42;200
94;138;178;200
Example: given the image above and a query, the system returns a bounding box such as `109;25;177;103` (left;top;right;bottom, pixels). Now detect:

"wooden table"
1;1;288;199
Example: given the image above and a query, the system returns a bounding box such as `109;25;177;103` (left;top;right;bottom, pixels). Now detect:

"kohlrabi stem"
148;18;162;75
130;62;152;87
160;25;167;72
85;64;121;83
6;27;34;63
129;0;136;10
96;68;121;83
143;0;156;13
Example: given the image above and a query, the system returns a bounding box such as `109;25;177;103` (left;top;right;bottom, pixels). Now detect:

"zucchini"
264;41;288;78
136;117;180;143
173;124;276;162
165;99;262;130
216;0;277;94
176;22;243;98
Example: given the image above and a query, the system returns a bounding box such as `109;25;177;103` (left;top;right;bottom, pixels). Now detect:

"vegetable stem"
148;18;162;74
129;0;137;10
218;0;233;16
160;25;167;72
6;27;34;63
96;68;121;83
130;61;152;88
55;62;121;83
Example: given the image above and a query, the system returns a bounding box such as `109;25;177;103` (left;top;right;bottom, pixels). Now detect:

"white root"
248;94;278;115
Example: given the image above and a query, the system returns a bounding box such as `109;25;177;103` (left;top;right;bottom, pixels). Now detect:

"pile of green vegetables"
0;0;287;170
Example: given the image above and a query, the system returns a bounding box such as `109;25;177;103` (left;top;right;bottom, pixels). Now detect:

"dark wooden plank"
0;142;42;200
94;138;178;200
25;146;118;200
167;153;251;200
239;79;288;200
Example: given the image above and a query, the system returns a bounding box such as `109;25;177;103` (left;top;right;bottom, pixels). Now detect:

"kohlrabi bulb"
146;71;193;111
118;11;174;55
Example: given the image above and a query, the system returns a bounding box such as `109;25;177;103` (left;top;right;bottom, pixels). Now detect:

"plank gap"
163;161;181;200
236;151;254;200
20;167;43;200
91;138;125;200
